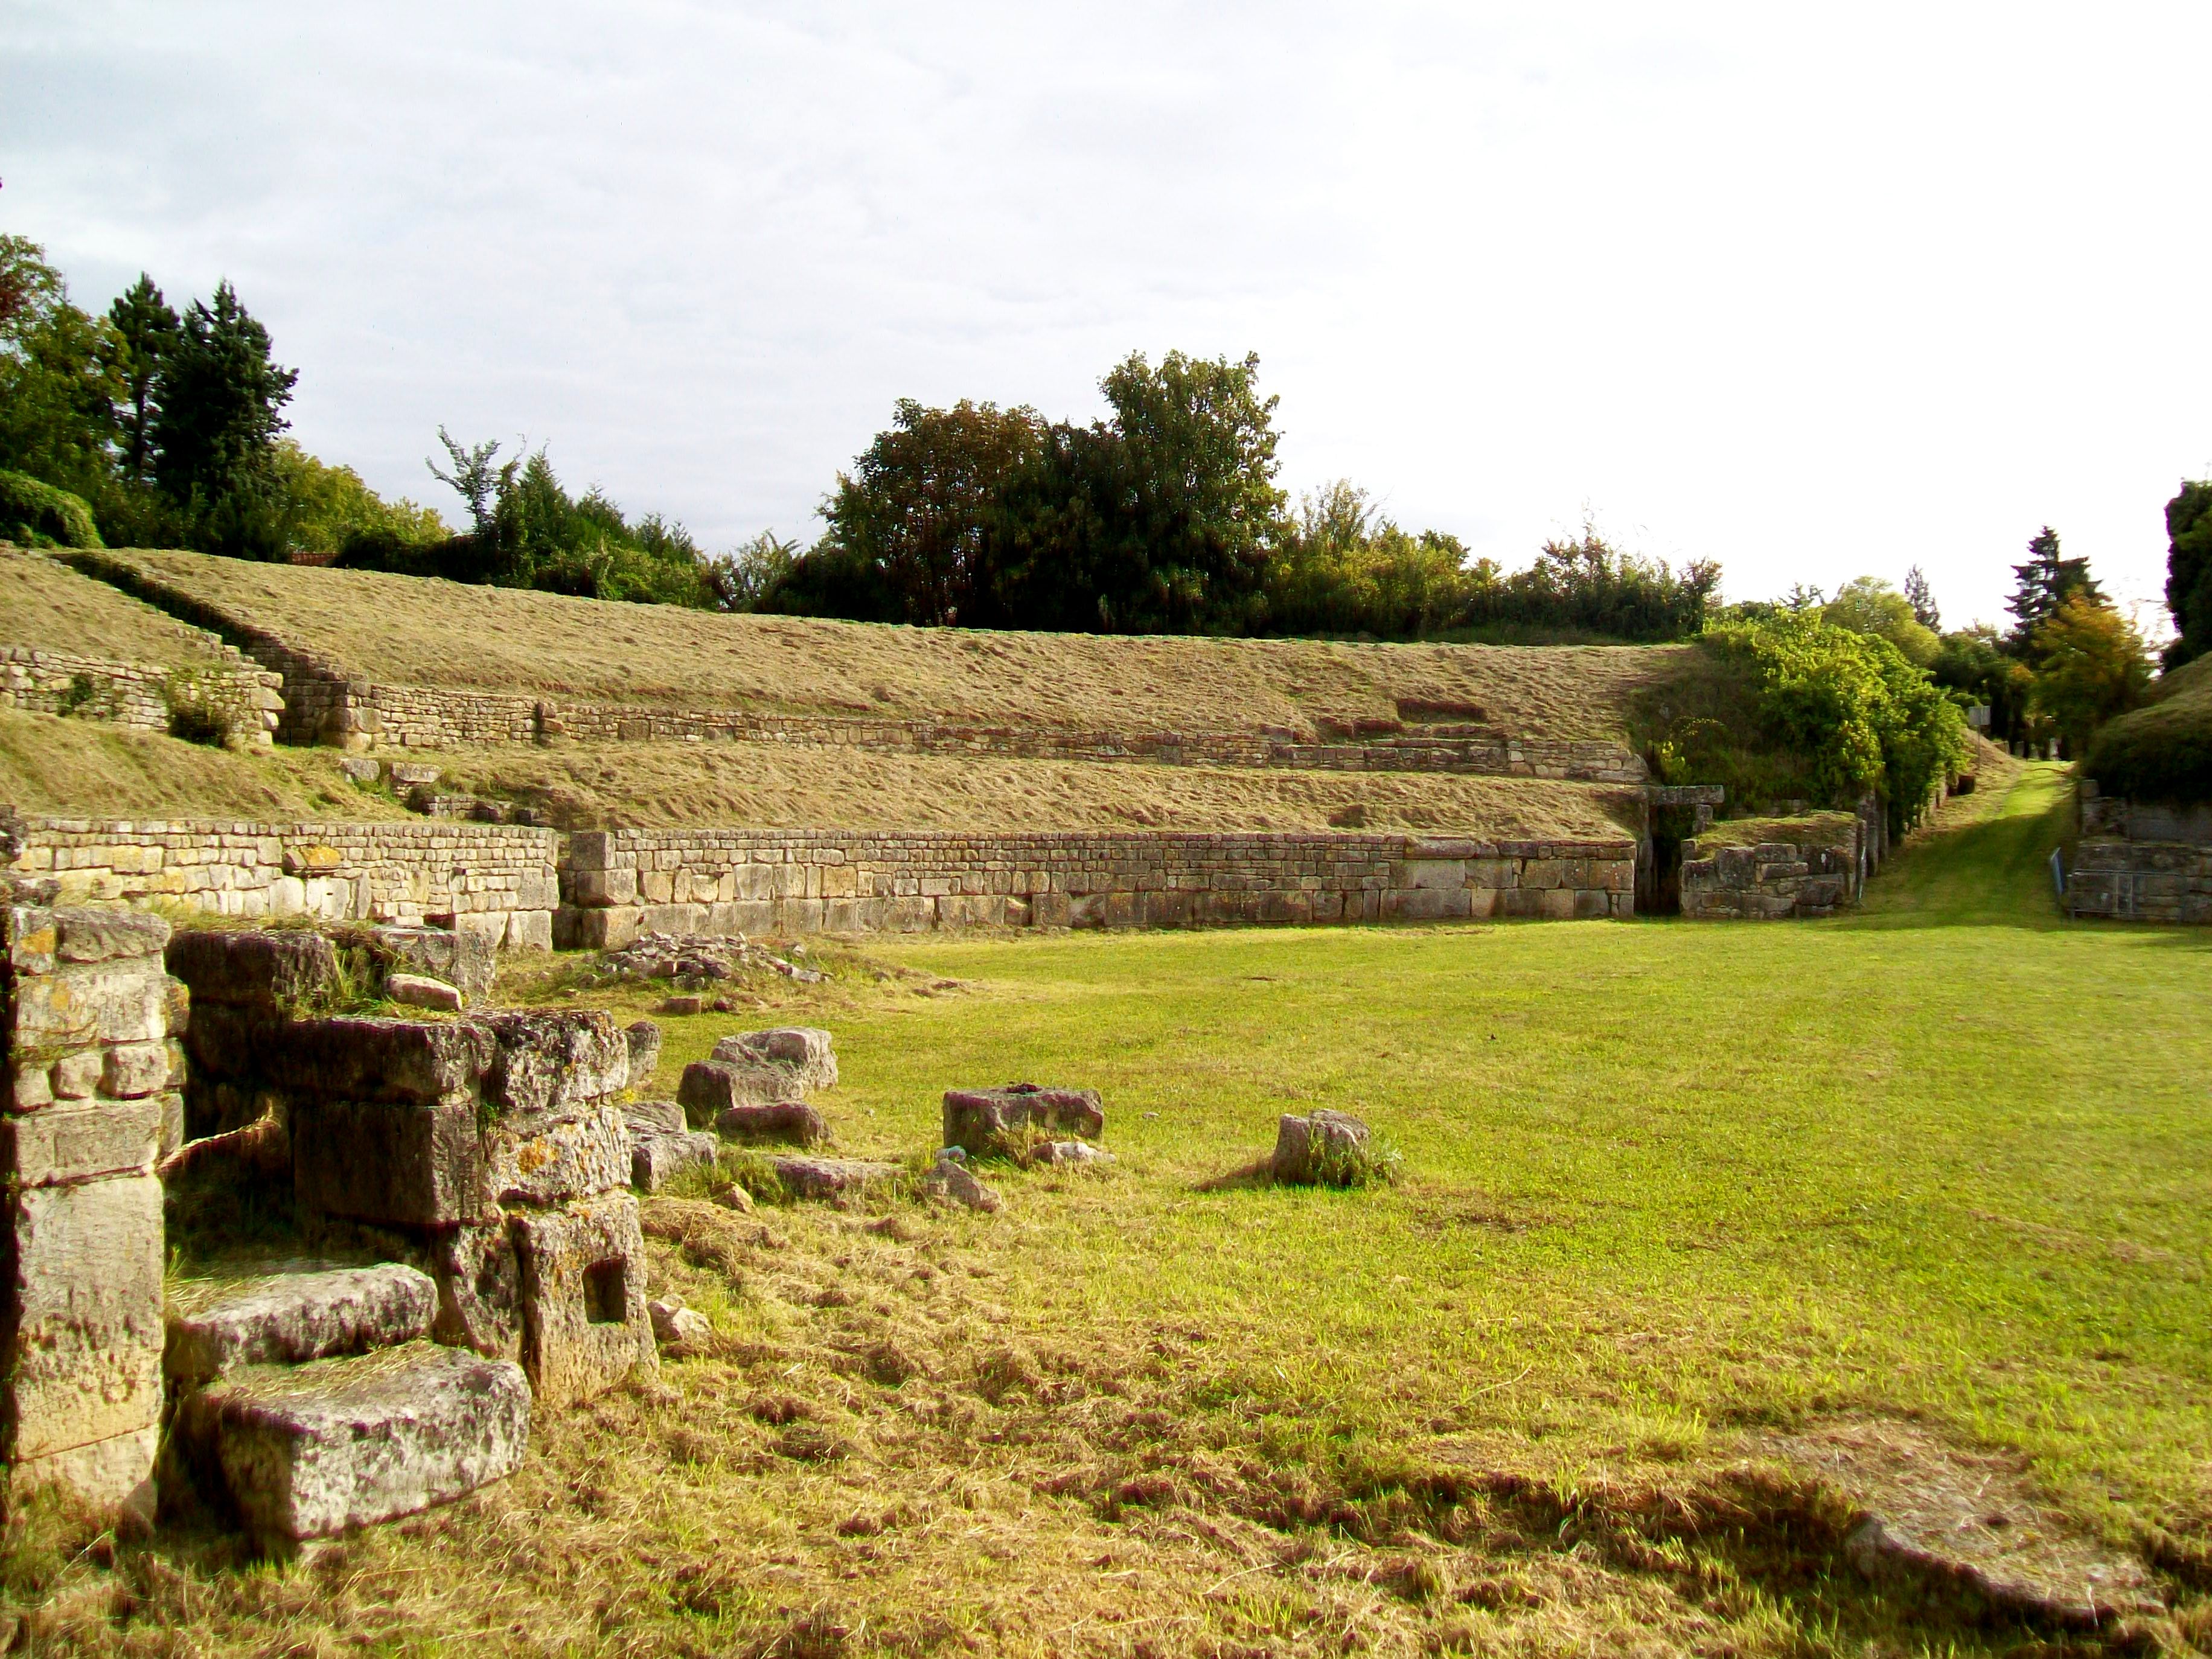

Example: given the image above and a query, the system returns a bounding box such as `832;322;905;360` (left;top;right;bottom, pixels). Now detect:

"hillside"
86;548;1701;739
1;546;240;669
2086;653;2212;804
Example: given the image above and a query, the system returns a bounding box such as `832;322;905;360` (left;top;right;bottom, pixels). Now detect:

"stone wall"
5;816;560;948
2065;840;2212;924
0;645;282;747
1680;814;1865;919
557;828;1639;947
0;885;184;1519
2078;784;2212;848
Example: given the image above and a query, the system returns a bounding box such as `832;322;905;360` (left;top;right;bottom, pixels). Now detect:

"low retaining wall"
1;888;182;1519
2066;839;2212;924
0;645;282;747
557;828;1638;945
1680;813;1865;919
2;816;560;948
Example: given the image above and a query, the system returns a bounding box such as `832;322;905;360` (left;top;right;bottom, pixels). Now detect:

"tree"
820;399;1043;625
1903;564;1940;631
107;275;177;484
1823;576;1940;666
2161;479;2212;671
2006;526;2103;651
0;235;123;508
150;281;299;555
1932;624;2030;741
2027;595;2152;756
272;440;445;556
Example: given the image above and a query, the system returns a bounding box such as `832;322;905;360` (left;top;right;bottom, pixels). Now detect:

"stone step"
172;1340;529;1544
166;1261;439;1384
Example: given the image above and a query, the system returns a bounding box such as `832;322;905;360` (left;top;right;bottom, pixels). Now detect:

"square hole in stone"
583;1258;628;1325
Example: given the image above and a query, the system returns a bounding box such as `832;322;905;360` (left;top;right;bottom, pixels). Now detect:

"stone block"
710;1028;837;1091
165;929;338;1012
561;906;642;951
504;909;553;951
165;1263;439;1384
1538;888;1575;919
715;1101;830;1145
50;1049;101;1099
1271;1109;1372;1185
10;957;173;1050
624;1020;662;1090
630;1128;720;1193
293;1096;485;1226
101;1038;171;1098
2;1174;164;1463
387;973;464;1011
483;1093;630;1206
9;1426;158;1525
429;1222;522;1360
173;1341;528;1542
273;1016;496;1105
54;907;169;964
569;868;636;907
0;1093;161;1185
772;1155;901;1200
942;1084;1105;1158
678;1058;791;1118
371;924;496;998
481;1010;629;1118
511;1192;657;1406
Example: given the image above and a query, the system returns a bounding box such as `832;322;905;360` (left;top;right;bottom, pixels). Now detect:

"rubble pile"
587;932;825;992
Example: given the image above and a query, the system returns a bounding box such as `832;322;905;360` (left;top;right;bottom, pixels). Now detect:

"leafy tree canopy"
1823;575;1940;666
2027;594;2153;755
2162;479;2212;672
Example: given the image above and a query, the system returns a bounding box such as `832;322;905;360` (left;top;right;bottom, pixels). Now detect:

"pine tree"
150;281;298;555
107;275;178;484
1903;564;1940;632
2006;526;2103;653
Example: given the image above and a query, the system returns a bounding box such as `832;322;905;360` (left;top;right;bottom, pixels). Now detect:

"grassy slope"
49;761;2210;1655
99;548;1704;737
2085;652;2212;804
0;547;235;666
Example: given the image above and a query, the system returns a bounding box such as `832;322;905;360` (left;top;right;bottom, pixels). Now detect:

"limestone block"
173;1341;528;1542
9;958;173;1050
0;1093;161;1185
1573;889;1609;919
388;973;464;1012
623;1020;662;1091
711;1028;837;1091
54;907;169;963
678;1058;794;1118
1271;1109;1372;1185
481;1009;628;1117
942;1084;1105;1159
772;1155;901;1200
1538;889;1576;919
624;1099;686;1136
293;1096;485;1227
484;1093;630;1206
921;1149;1003;1212
714;1101;830;1145
371;924;496;998
2;1174;164;1463
102;1039;170;1098
504;910;553;951
273;1015;497;1105
50;1049;102;1099
511;1192;657;1406
630;1128;720;1193
429;1222;522;1359
165;1263;439;1384
165;929;338;1012
9;1425;158;1524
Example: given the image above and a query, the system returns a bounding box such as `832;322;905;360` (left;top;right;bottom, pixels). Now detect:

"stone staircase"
163;1261;528;1545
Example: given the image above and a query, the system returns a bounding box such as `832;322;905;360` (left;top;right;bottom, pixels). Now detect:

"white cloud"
5;0;2207;630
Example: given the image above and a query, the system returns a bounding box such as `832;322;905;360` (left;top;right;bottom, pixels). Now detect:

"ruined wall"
8;817;560;948
0;645;283;747
1680;815;1865;919
557;828;1638;946
2065;840;2212;924
0;887;184;1518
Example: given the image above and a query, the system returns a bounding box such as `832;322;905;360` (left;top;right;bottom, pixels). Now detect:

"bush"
0;468;103;548
2082;656;2212;804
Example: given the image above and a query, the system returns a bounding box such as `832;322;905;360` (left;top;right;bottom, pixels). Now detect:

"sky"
5;2;2207;635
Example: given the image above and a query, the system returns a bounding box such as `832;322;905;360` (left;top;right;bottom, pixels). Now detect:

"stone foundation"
2065;840;2212;924
557;828;1639;945
0;644;283;747
1680;814;1865;919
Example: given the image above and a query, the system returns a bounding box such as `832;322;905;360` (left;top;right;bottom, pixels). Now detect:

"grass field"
17;762;2211;1655
91;549;1705;738
0;549;237;668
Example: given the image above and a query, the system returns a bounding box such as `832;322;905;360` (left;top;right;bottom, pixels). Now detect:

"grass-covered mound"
2085;654;2212;804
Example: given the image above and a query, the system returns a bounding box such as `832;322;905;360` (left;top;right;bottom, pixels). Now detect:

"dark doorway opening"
1640;805;1696;915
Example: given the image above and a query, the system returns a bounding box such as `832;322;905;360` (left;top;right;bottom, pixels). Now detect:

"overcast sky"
7;3;2207;632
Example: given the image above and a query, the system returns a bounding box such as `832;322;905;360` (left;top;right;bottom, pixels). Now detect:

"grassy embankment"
20;761;2210;1655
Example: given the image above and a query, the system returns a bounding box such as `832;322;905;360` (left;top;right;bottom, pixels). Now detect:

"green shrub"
0;469;103;549
2082;656;2212;804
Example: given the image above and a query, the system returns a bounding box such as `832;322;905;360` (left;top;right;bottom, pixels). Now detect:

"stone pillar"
0;887;182;1521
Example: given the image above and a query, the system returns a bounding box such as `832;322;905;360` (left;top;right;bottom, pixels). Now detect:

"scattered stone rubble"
942;1083;1105;1160
592;931;825;991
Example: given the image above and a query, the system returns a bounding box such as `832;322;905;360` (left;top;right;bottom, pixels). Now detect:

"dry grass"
0;711;1637;840
0;548;235;668
97;549;1705;738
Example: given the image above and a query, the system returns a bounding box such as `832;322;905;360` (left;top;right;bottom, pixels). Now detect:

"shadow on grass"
1192;1157;1275;1193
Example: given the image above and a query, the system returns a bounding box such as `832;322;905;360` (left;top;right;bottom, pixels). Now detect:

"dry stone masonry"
1680;812;1871;919
0;645;283;747
2069;782;2212;923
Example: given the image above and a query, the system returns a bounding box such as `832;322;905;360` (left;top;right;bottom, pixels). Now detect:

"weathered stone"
1032;1139;1116;1168
102;1038;172;1098
272;1015;496;1105
714;1101;829;1146
714;1183;755;1213
942;1084;1105;1159
630;1128;720;1194
369;925;496;999
165;1263;439;1384
165;929;338;1012
293;1096;485;1226
624;1020;662;1089
678;1057;794;1117
173;1341;529;1542
0;1093;161;1184
647;1298;711;1347
1271;1108;1372;1185
658;994;704;1015
922;1151;1003;1212
1;1175;164;1464
388;762;442;788
511;1191;657;1406
8;1059;53;1112
481;1010;629;1117
10;1426;158;1524
337;755;381;783
386;972;464;1012
54;907;169;964
428;1222;522;1360
624;1099;686;1136
50;1049;102;1099
711;1028;837;1091
10;957;174;1049
772;1156;900;1201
